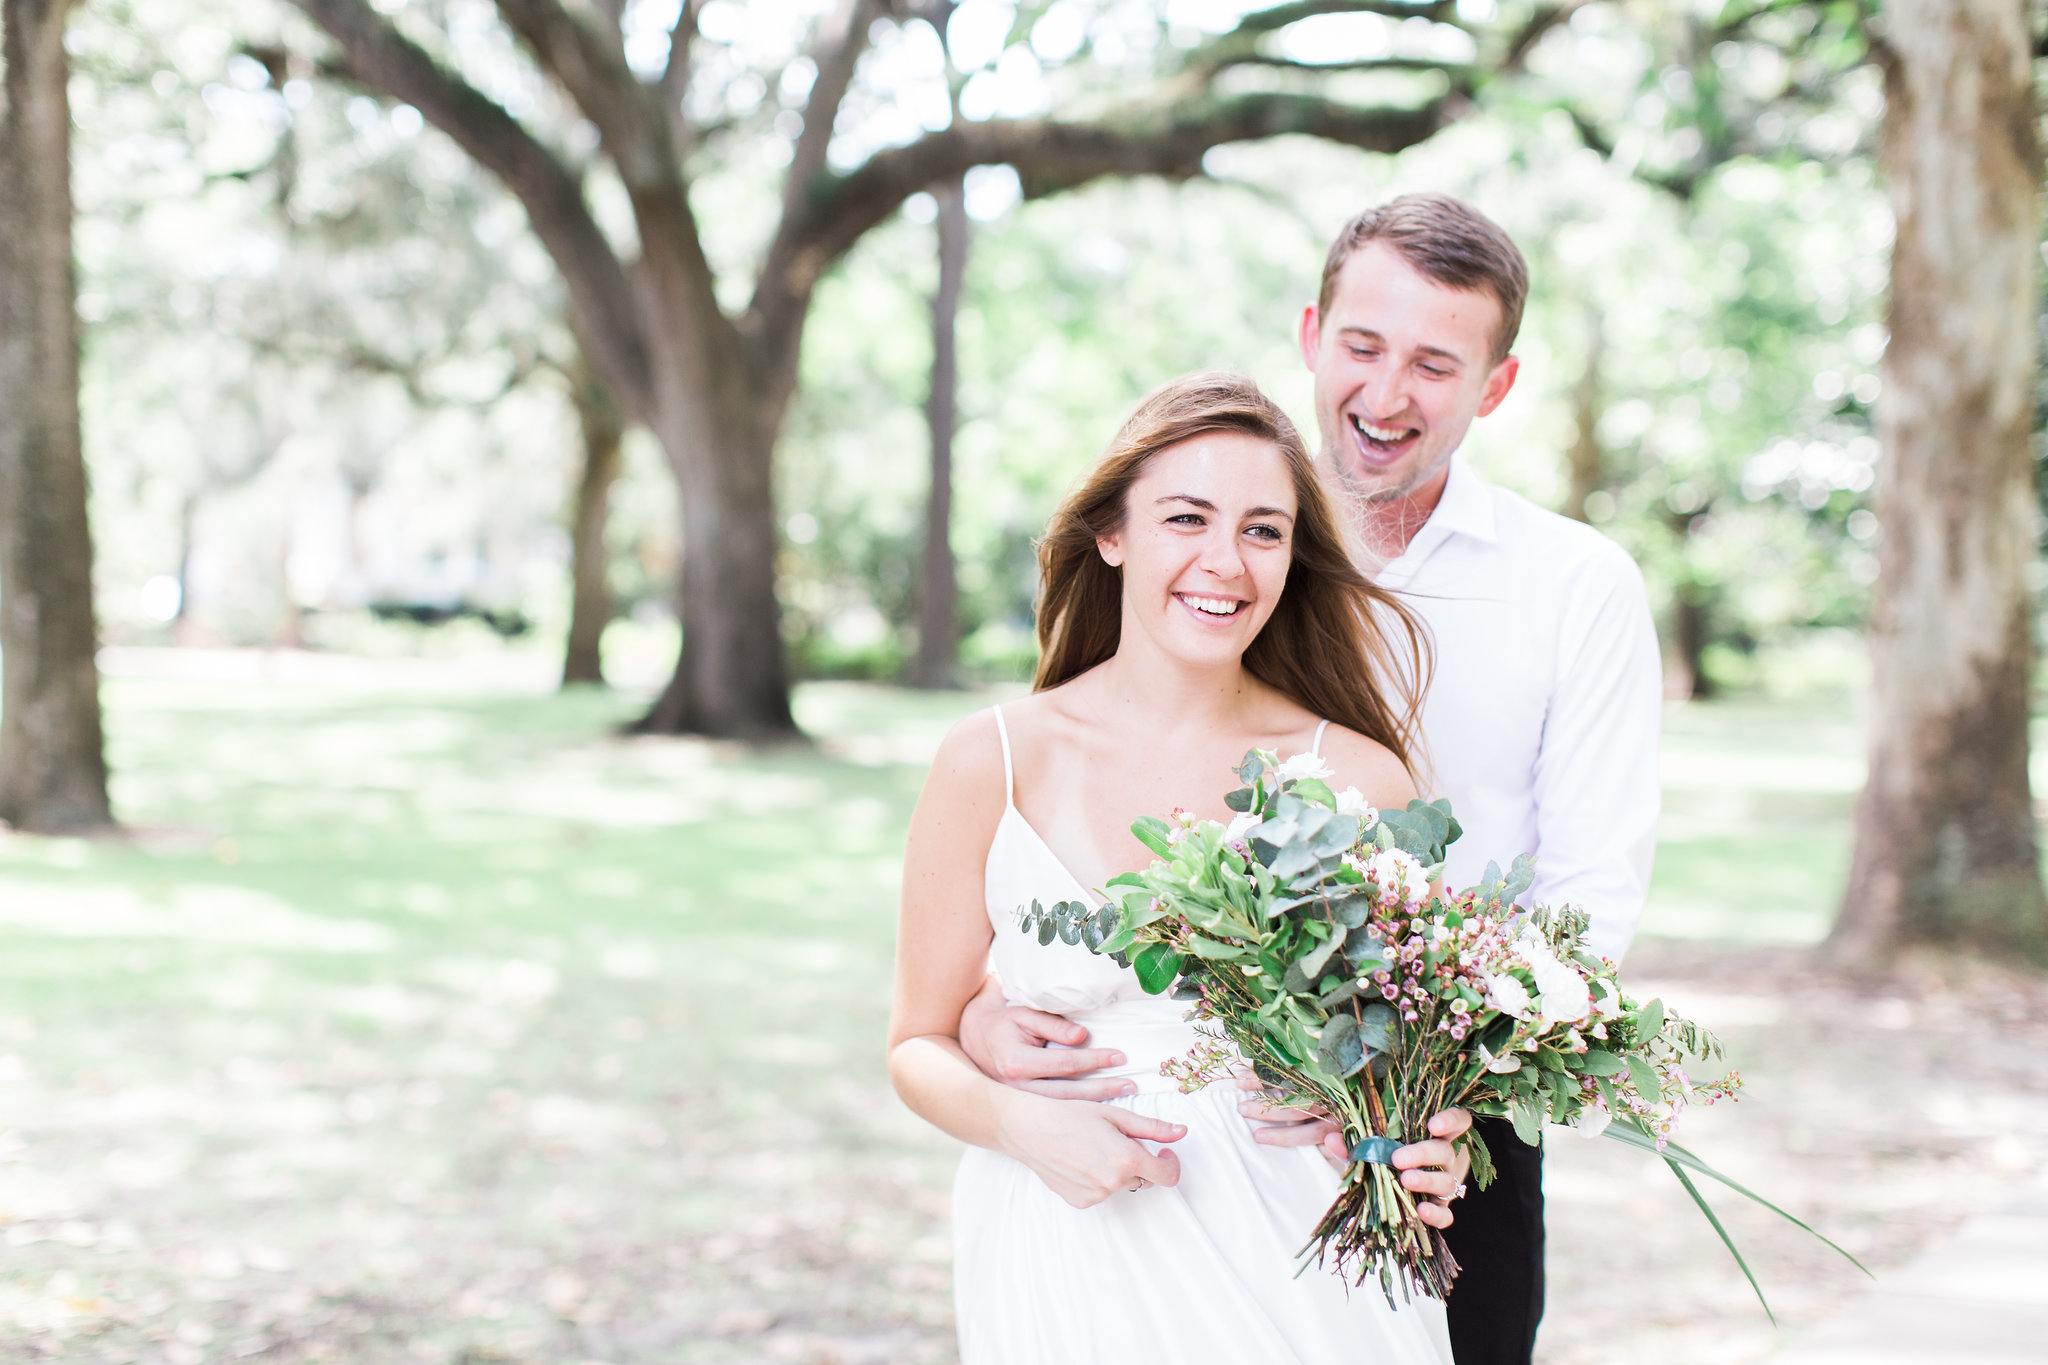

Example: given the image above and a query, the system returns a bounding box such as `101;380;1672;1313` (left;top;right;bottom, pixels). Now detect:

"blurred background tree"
0;0;113;833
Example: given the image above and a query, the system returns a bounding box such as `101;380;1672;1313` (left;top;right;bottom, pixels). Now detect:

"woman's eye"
1166;513;1205;527
1245;524;1283;542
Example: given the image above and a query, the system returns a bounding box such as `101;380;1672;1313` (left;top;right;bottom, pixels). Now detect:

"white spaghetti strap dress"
950;706;1452;1365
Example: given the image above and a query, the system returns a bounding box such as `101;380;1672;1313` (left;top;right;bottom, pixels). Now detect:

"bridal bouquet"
1017;749;1861;1311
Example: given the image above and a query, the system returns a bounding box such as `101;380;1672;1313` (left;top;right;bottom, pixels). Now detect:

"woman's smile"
1173;591;1248;622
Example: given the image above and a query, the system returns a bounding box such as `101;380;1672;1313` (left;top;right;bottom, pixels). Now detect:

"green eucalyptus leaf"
1224;786;1256;813
1357;1001;1396;1054
1329;891;1373;929
1343;924;1388;970
1235;751;1265;784
1317;1012;1367;1078
1057;915;1081;945
1317;978;1368;1010
1036;916;1058;947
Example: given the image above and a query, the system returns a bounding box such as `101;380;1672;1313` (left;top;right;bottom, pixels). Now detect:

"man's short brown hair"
1317;193;1529;364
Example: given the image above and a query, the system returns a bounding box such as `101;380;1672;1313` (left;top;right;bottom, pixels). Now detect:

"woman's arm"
887;712;1185;1208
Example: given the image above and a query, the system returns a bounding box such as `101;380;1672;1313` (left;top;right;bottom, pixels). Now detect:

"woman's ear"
1096;533;1124;568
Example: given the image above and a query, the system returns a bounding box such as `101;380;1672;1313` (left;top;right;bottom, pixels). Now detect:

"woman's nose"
1198;534;1245;579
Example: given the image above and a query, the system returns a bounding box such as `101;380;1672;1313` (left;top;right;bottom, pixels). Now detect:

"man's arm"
1527;544;1663;964
956;974;1138;1101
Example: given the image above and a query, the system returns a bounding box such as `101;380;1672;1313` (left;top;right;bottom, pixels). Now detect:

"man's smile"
1348;411;1421;464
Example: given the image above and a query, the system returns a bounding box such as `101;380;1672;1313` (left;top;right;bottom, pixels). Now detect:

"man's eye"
1420;366;1449;378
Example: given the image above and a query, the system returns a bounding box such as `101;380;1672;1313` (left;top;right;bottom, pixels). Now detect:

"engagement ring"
1127;1178;1148;1192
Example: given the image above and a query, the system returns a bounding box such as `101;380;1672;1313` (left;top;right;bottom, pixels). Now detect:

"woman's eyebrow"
1155;494;1293;521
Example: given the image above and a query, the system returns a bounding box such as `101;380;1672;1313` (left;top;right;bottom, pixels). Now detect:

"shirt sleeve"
1526;543;1663;965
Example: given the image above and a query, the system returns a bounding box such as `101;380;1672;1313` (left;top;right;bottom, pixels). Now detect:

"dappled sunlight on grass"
2;656;2038;1363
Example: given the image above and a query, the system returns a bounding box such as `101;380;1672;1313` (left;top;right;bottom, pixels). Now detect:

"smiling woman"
886;372;1468;1365
1032;372;1429;759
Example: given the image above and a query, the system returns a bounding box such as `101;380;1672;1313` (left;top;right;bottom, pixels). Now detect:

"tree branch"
660;0;700;149
286;0;653;420
783;0;890;217
492;0;676;191
769;91;1451;314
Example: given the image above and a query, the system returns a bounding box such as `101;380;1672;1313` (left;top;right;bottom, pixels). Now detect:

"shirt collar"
1380;455;1496;580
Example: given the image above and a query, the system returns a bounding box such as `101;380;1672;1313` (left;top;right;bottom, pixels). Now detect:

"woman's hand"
996;1091;1186;1209
1392;1108;1472;1230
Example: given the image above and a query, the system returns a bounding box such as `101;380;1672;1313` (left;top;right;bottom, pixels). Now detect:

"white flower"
1484;972;1534;1020
1568;1104;1612;1139
1517;936;1592;1026
1273;750;1335;783
1223;810;1259;843
1590;977;1625;1021
1477;1042;1521;1074
1333;786;1378;823
1367;848;1429;908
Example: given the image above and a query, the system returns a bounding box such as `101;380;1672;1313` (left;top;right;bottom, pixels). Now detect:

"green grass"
0;660;1921;1360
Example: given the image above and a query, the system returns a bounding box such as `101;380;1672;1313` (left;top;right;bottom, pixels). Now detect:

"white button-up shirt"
1375;457;1663;963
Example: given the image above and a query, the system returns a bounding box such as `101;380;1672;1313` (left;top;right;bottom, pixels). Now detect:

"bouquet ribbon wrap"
1348;1135;1402;1166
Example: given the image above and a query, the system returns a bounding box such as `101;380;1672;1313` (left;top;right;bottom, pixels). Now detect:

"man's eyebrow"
1336;325;1468;366
1156;494;1294;521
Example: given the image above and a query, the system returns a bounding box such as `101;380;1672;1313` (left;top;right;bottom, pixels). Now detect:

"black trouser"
1441;1116;1544;1365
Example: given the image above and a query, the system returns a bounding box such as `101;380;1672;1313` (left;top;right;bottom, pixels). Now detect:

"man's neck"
1349;462;1453;569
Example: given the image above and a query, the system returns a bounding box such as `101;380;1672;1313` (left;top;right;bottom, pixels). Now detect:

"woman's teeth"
1180;594;1243;617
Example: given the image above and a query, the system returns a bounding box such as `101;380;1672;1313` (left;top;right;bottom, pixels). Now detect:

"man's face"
1299;241;1519;506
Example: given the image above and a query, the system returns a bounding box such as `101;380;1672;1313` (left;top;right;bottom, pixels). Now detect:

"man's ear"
1298;304;1323;372
1475;355;1520;417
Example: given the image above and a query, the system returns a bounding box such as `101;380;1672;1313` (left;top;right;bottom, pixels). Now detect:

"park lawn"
1;652;2042;1364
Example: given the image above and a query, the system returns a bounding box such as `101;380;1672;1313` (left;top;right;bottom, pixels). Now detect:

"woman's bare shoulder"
923;707;1009;809
1315;723;1419;811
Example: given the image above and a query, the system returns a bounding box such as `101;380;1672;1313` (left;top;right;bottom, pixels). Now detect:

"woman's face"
1097;431;1298;671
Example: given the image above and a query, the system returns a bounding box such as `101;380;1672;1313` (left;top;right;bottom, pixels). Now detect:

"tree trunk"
0;0;112;833
909;174;968;690
562;348;622;687
1669;586;1714;702
632;287;794;737
1562;304;1604;523
1828;0;2046;964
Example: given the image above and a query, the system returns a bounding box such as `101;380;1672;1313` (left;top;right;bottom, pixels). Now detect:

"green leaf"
1130;816;1173;858
1342;925;1388;970
1185;936;1248;961
1356;1001;1395;1053
1664;1152;1774;1324
1579;1049;1627;1077
1224;786;1255;813
1625;1054;1661;1098
1296;927;1344;982
1316;978;1369;1010
1036;916;1057;947
1291;777;1336;807
1509;1098;1543;1148
1317;1012;1367;1078
1235;751;1265;784
1328;890;1372;929
1604;1122;1871;1278
1638;998;1666;1041
1104;872;1149;891
1132;942;1182;995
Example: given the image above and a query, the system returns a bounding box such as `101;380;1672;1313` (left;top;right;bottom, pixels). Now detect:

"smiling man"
956;195;1663;1365
1276;192;1663;1365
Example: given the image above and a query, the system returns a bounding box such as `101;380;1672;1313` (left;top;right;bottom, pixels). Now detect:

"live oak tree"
1828;0;2047;963
283;0;1573;736
0;0;114;831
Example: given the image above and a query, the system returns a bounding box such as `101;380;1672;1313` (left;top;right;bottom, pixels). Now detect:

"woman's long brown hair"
1032;372;1432;776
